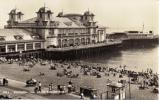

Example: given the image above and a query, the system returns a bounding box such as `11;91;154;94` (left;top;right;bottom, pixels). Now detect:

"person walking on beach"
3;78;8;86
37;81;42;92
34;86;38;94
67;84;72;93
49;83;53;91
80;92;84;99
49;84;51;91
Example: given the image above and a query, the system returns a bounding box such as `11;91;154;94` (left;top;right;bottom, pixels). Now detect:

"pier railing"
122;35;159;41
46;40;122;51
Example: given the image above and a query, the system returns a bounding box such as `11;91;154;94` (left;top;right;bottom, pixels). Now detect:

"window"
32;35;40;39
51;21;59;26
58;39;61;47
0;45;5;53
64;22;72;26
18;14;21;19
97;30;102;34
8;45;16;52
35;43;41;49
0;37;5;41
48;13;50;19
36;21;39;26
112;88;116;93
26;43;33;50
93;29;96;33
40;13;42;18
58;34;62;37
42;21;47;26
14;35;23;40
55;21;59;26
17;44;25;51
68;33;74;36
91;16;93;20
75;33;78;36
49;29;54;36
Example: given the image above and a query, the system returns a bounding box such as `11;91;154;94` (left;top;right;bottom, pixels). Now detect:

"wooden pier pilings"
42;43;122;60
1;38;158;60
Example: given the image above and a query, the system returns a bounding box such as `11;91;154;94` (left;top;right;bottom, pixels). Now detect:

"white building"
0;6;106;54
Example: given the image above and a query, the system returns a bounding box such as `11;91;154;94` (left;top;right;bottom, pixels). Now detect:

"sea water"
81;44;159;74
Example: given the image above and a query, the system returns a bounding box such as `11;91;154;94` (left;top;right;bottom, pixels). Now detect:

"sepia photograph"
0;0;158;99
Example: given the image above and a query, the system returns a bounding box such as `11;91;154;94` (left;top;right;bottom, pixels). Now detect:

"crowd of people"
0;56;158;98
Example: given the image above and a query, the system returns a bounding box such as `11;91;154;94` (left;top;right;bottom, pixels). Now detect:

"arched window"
58;39;61;48
62;39;68;47
81;38;85;45
86;38;90;44
75;38;80;46
68;39;74;46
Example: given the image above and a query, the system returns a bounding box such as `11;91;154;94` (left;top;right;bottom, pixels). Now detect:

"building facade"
0;6;106;54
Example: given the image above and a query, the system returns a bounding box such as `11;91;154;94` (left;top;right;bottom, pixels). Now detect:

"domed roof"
63;13;83;17
84;11;94;16
37;7;53;13
9;8;23;15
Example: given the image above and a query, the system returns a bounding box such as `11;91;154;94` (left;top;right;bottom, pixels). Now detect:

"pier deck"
46;41;122;52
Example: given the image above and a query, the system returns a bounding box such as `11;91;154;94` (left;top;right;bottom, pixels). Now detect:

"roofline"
5;25;87;29
62;14;83;17
0;40;45;44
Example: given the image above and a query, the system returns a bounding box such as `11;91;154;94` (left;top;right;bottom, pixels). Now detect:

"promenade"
0;76;81;99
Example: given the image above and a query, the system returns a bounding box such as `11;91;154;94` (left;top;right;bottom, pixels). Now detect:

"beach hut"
105;82;126;100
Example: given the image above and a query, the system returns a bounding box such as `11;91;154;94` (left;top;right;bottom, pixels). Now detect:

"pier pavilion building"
0;6;106;56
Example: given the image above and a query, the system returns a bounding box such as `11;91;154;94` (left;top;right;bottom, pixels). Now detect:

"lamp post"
128;75;131;100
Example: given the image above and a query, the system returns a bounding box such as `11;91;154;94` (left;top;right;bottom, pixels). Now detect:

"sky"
0;0;158;34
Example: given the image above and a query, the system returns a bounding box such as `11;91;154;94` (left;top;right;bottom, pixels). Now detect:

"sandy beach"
0;60;158;100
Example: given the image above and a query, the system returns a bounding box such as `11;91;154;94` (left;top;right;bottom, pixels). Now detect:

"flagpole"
142;22;144;33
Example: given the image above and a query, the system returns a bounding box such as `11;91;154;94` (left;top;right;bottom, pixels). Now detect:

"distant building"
0;6;106;55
